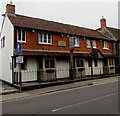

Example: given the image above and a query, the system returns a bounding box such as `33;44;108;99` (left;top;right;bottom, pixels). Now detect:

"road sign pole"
69;36;74;80
70;48;74;80
18;63;22;92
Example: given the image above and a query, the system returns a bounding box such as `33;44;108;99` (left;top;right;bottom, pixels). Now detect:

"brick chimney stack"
100;16;106;29
6;0;15;14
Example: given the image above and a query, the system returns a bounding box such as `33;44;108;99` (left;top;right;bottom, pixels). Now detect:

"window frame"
93;40;97;48
17;30;26;43
39;32;52;45
75;59;85;69
103;41;109;49
38;58;56;71
86;39;91;48
74;38;79;47
108;59;115;67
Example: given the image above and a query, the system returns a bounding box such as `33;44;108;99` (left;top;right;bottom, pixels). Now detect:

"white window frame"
74;38;79;47
39;32;52;45
75;59;85;69
93;40;97;48
17;30;26;42
86;39;91;48
103;41;109;49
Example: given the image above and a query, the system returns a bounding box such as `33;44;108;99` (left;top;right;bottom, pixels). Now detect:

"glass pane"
48;34;51;43
40;33;42;42
22;30;25;41
44;33;47;43
81;60;84;67
18;30;21;41
45;59;49;68
39;59;43;69
50;59;55;68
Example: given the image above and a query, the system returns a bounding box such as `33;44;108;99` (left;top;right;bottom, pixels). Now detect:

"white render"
85;59;103;76
93;59;103;75
56;59;69;79
0;14;14;83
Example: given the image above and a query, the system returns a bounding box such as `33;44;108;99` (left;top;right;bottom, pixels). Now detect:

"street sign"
16;56;24;63
17;43;22;55
69;37;74;48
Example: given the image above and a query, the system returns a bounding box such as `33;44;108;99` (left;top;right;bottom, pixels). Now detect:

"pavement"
1;75;118;102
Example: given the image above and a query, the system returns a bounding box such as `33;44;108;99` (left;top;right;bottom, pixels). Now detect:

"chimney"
6;1;15;14
100;16;106;29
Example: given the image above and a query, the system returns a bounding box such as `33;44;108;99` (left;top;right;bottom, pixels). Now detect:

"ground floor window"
38;58;56;70
75;59;85;68
21;57;27;70
108;59;115;67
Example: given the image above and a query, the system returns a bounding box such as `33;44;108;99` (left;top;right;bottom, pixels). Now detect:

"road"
2;80;118;114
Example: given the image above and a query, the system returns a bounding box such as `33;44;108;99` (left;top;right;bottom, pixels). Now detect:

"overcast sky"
0;0;119;30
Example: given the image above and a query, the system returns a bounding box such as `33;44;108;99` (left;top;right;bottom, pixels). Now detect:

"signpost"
16;43;23;92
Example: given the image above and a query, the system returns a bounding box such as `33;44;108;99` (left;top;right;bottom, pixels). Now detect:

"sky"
0;0;119;30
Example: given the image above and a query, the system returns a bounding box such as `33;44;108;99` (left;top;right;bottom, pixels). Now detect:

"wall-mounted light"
32;30;35;33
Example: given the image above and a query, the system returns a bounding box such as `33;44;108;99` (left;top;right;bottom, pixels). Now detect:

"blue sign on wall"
17;43;22;55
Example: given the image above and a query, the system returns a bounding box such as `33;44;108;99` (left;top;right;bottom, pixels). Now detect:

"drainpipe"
70;48;74;80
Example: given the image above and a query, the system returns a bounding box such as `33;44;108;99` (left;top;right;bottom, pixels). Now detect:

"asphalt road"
2;81;118;114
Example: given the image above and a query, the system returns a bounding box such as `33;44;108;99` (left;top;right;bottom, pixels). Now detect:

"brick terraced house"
97;17;120;74
0;3;117;84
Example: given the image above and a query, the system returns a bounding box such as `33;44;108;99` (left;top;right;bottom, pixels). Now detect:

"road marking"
52;93;115;112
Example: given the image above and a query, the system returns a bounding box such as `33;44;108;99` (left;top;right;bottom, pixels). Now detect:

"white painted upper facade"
0;14;14;83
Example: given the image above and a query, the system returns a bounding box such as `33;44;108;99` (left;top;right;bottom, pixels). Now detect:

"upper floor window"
74;38;79;47
75;59;85;68
103;41;109;49
39;33;52;44
1;36;5;48
86;39;91;48
93;40;97;48
17;30;26;42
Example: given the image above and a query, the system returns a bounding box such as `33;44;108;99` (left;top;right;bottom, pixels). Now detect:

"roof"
7;14;109;40
97;27;120;41
107;27;120;41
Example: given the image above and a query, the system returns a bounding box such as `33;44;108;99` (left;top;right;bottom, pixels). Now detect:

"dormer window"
103;41;109;49
17;30;26;42
93;40;97;48
39;33;52;45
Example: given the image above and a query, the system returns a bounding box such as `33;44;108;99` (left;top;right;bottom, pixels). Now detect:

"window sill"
93;47;97;49
38;43;53;46
74;46;80;48
103;48;109;50
17;41;27;44
87;46;91;48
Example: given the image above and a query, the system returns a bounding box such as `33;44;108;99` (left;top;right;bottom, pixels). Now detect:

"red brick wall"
14;29;114;54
